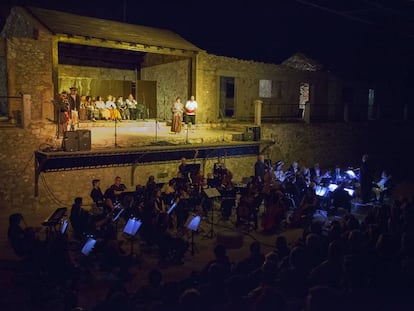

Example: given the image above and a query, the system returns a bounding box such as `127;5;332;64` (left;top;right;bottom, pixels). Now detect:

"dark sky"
2;0;414;82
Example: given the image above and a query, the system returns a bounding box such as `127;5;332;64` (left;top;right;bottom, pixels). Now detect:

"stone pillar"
254;99;262;126
22;94;31;128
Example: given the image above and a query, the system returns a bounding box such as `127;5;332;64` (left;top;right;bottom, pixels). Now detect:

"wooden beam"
56;34;197;57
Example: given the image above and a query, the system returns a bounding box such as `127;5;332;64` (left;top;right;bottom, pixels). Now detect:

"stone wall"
196;52;341;123
57;65;136;104
1;121;413;218
141;58;189;121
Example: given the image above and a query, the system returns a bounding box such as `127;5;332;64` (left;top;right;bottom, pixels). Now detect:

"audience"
6;170;414;311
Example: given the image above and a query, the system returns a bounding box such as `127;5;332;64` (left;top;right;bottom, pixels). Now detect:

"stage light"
186;215;201;231
123;218;142;236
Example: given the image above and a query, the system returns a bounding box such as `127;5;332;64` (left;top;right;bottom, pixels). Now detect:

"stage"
60;119;253;149
35;120;263;196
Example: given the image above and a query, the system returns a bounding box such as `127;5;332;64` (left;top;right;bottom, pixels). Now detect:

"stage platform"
35;120;263;196
60;119;257;148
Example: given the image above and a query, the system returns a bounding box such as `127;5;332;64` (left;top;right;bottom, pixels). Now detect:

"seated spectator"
69;197;89;240
234;241;265;275
7;213;26;257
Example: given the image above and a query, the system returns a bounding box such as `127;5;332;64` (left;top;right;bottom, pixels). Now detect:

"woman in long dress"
171;97;183;133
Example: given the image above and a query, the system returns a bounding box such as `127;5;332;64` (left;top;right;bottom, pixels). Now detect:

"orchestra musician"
178;157;190;183
90;179;105;208
289;185;318;228
236;182;261;230
213;156;226;187
104;176;127;211
151;188;169;232
261;187;287;234
372;170;393;203
273;161;286;184
254;154;266;189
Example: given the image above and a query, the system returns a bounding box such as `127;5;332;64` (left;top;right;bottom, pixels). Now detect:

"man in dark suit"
254;154;266;187
68;86;81;130
359;154;375;203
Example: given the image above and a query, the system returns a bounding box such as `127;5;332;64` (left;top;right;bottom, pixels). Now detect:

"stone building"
0;6;412;215
0;6;350;126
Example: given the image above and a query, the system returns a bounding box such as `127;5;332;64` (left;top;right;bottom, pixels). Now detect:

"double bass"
261;187;286;233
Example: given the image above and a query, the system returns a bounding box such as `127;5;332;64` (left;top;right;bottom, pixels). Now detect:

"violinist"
152;188;168;232
213;157;226;187
273;161;286;184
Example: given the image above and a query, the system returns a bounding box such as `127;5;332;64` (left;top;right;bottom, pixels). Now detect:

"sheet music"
203;187;221;198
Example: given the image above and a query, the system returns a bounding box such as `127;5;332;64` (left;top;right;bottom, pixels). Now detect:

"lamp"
186;215;201;231
60;219;69;235
123;217;143;261
123;218;142;236
186;214;201;256
81;236;97;256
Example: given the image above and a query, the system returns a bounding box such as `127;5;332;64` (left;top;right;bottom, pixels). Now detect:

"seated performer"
104;176;127;211
372;170;393;203
213;157;226;187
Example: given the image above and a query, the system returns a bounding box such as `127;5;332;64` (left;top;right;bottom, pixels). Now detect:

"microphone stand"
114;118;119;148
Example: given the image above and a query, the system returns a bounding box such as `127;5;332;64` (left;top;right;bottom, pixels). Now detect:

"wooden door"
136;80;157;119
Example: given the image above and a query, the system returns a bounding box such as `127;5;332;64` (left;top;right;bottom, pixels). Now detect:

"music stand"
112;207;125;232
202;187;221;239
186;214;201;256
60;219;69;235
81;236;97;256
123;218;142;263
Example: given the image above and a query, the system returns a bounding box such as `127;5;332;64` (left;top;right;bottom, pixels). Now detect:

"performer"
178;157;190;183
104;176;127;211
254;154;266;188
185;95;197;130
171;96;184;133
68;86;81;130
273;161;286;184
58;91;70;135
213;157;226;187
359;154;375;203
90;178;105;208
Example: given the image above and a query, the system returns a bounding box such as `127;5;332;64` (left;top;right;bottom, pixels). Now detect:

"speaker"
252;126;261;141
77;130;91;151
243;132;254;141
63;131;79;152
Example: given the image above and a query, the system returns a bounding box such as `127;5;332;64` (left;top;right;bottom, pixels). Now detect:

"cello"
261;187;286;233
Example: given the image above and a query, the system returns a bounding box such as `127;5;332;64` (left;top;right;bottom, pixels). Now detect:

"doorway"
299;82;309;119
136;80;157;119
219;77;235;119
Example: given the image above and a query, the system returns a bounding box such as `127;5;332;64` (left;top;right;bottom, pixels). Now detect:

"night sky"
1;0;414;82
